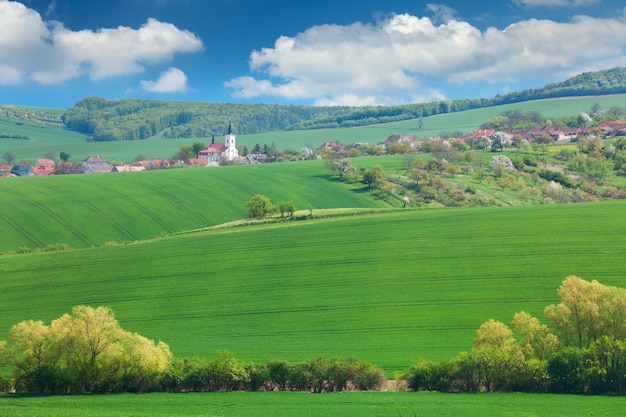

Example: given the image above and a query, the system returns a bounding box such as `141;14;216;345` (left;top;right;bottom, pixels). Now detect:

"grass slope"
0;160;389;253
2;391;626;417
1;201;625;374
2;95;625;163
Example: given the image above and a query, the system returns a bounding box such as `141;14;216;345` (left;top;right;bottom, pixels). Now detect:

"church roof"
201;143;227;153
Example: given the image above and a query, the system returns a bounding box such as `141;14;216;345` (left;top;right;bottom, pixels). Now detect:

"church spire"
228;120;232;135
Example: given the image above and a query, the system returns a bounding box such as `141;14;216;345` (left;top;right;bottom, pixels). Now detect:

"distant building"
81;155;111;174
11;165;34;176
198;122;240;164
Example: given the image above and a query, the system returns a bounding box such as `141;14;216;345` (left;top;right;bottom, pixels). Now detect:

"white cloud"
140;67;189;93
0;1;203;86
425;3;458;24
225;11;626;105
512;0;601;7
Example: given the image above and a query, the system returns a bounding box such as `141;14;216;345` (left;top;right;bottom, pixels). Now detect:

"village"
2;119;626;178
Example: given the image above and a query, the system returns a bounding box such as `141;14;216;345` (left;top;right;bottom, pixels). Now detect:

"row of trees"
0;306;384;393
405;276;626;394
163;354;384;393
245;194;297;219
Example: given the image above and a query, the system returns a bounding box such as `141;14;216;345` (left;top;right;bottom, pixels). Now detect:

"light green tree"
545;276;626;348
245;194;273;219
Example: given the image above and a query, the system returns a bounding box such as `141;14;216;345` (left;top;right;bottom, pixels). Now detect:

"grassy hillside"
2;94;626;163
1;201;625;374
0;160;390;253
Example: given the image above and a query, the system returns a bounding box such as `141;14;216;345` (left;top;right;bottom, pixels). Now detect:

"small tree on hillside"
59;152;71;162
277;201;296;217
245;194;273;219
3;151;16;164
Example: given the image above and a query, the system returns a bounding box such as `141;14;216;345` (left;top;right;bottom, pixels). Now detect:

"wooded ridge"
58;67;626;142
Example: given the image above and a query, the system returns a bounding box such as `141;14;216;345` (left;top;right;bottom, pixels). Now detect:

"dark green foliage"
61;97;357;141
58;68;626;140
162;355;383;393
538;169;575;188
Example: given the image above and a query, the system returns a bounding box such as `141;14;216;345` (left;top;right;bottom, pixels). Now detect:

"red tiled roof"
31;166;55;176
35;158;55;167
471;129;495;138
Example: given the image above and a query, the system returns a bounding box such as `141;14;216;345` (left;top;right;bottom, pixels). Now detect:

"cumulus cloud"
0;1;203;86
425;3;458;24
225;11;626;105
140;67;189;93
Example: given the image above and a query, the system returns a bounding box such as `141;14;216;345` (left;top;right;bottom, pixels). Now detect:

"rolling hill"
2;93;626;164
1;201;625;374
0;160;393;253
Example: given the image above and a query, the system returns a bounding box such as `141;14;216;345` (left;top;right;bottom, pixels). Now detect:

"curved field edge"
1;201;625;374
0;160;390;253
1;391;626;417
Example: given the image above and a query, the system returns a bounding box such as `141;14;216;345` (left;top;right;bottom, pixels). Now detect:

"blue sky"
1;0;626;108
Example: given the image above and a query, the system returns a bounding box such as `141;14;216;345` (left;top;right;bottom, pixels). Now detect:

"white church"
198;122;240;165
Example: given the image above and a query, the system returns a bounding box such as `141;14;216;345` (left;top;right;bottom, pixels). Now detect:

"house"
187;158;208;166
198;122;240;164
112;164;146;172
81;155;111;173
316;141;342;151
599;120;626;132
31;165;55;176
384;135;418;144
11;164;34;176
471;129;496;139
32;158;56;176
246;153;268;164
0;163;10;175
35;158;55;168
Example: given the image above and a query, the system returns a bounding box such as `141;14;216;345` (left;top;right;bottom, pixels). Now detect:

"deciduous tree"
245;194;273;219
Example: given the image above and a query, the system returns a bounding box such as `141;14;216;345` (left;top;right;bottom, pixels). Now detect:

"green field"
2;94;625;163
2;201;626;374
2;391;626;417
0;160;390;253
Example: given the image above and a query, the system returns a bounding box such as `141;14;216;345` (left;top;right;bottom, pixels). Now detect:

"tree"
245;194;273;219
362;165;384;188
6;306;171;393
471;319;524;392
577;112;592;128
192;142;205;158
277;201;296;217
490;155;514;173
545;276;626;348
3;151;16;164
174;144;194;162
511;311;559;360
59;152;71;162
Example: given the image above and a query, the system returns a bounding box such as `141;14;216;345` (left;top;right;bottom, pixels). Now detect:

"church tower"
224;121;239;160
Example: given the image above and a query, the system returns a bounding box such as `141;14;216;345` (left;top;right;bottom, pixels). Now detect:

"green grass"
2;95;625;163
0;160;391;253
1;391;626;417
2;201;626;374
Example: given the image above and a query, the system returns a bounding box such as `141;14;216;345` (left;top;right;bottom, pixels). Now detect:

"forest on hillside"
57;68;626;142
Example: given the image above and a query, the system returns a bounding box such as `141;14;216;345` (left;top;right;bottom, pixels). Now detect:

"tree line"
61;96;354;142
1;277;625;394
0;306;383;393
405;276;626;394
59;68;626;141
